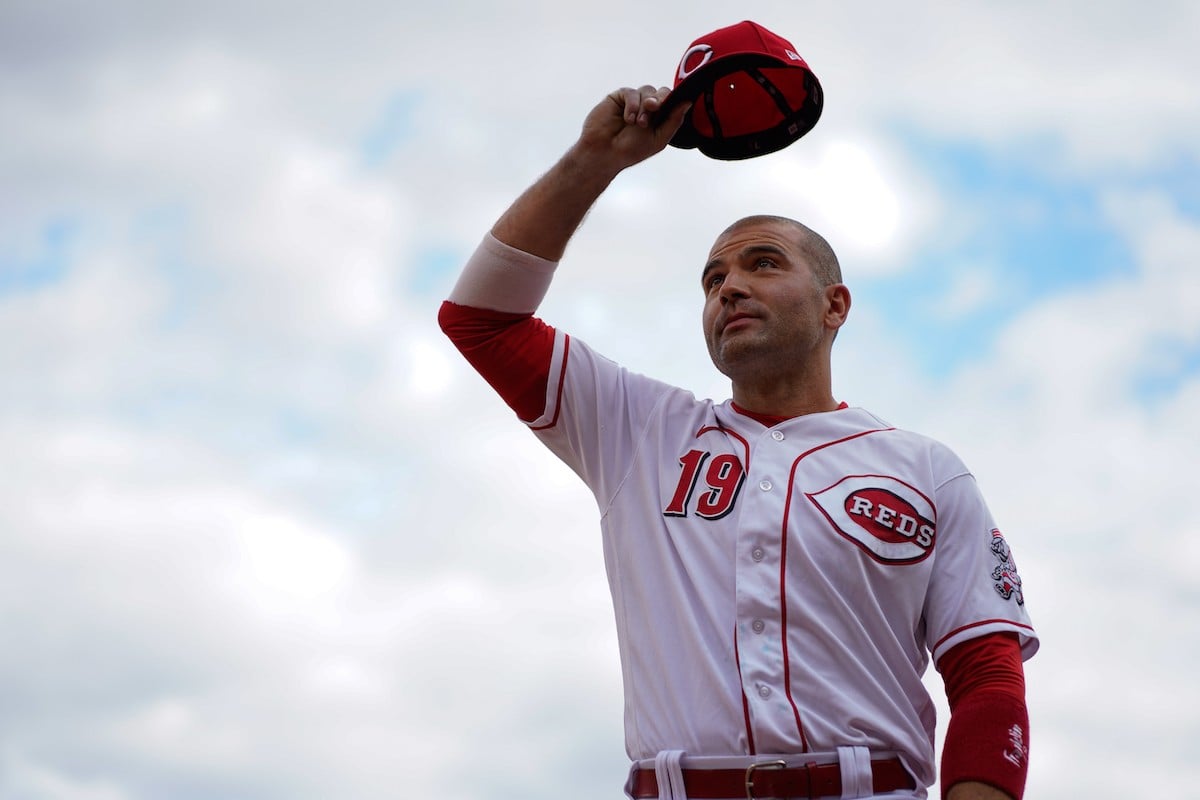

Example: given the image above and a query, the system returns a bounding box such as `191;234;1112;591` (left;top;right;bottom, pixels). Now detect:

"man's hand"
491;85;690;261
574;85;690;177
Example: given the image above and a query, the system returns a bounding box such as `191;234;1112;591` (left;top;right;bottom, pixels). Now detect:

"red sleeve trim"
933;618;1035;655
529;334;570;431
437;301;556;423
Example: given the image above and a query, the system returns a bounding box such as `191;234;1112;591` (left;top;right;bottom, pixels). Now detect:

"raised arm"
491;85;690;260
440;85;690;422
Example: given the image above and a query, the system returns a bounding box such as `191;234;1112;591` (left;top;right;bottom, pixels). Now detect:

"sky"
2;1;1198;798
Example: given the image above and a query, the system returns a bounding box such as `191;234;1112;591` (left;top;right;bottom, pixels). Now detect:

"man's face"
701;220;836;382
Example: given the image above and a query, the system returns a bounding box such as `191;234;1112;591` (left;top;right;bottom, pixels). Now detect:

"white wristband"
447;233;559;314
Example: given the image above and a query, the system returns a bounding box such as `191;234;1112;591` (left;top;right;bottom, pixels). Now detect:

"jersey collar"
731;400;849;427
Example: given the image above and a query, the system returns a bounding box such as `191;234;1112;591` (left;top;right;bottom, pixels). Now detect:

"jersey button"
751;547;765;562
757;685;771;698
758;479;772;492
751;619;765;633
771;430;784;441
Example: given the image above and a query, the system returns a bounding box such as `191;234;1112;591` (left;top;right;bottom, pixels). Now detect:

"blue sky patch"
408;245;462;297
360;90;421;168
1144;155;1200;221
277;406;324;444
855;134;1137;378
1133;336;1200;406
135;204;218;332
0;217;78;295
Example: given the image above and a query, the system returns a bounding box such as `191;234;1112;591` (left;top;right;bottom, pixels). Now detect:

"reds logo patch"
990;529;1025;605
808;475;936;564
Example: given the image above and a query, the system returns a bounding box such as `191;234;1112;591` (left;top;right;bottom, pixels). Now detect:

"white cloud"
2;1;1198;798
926;264;998;321
0;753;130;800
685;136;930;273
235;512;352;601
804;1;1200;170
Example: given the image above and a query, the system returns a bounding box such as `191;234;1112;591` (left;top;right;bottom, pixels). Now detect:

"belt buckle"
744;759;787;800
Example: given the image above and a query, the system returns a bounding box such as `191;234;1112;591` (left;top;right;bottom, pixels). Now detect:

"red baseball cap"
659;21;823;161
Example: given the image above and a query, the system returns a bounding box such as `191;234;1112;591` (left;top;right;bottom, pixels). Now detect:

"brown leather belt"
630;757;914;799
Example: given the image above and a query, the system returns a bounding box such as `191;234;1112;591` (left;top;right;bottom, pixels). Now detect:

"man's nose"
719;271;749;302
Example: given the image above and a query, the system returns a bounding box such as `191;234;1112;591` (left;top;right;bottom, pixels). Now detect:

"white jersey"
525;331;1038;789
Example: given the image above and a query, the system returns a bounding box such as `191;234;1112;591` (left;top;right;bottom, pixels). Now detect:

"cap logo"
678;44;714;80
785;49;802;61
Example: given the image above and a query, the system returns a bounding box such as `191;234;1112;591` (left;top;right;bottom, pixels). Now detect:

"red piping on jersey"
778;425;895;750
530;333;571;431
732;626;758;755
776;533;809;751
697;425;751;470
933;618;1036;655
731;401;850;428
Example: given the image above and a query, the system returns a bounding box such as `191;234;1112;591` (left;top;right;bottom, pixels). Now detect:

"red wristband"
940;689;1029;800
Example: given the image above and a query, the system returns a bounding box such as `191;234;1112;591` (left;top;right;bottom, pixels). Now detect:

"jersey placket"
733;426;804;752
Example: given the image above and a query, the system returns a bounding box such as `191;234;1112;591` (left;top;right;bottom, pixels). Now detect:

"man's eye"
706;274;724;290
756;258;776;269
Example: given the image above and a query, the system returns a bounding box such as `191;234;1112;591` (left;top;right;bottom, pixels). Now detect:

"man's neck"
731;381;840;420
724;346;839;419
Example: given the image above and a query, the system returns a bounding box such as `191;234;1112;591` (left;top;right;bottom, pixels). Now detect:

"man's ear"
825;284;851;331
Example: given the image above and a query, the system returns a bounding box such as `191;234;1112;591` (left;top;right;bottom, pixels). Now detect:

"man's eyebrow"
701;244;790;281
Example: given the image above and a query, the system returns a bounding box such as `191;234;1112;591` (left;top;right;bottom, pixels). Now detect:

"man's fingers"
617;85;674;127
634;85;671;127
633;85;658;126
585;84;685;170
615;87;643;125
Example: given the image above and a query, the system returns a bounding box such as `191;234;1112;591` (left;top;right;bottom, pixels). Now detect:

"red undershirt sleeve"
936;632;1029;800
437;300;557;423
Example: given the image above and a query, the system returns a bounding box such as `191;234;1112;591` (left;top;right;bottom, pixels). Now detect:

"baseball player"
439;84;1037;800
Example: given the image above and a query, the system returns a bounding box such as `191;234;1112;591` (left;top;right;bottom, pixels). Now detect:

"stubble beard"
709;326;781;384
708;317;824;390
